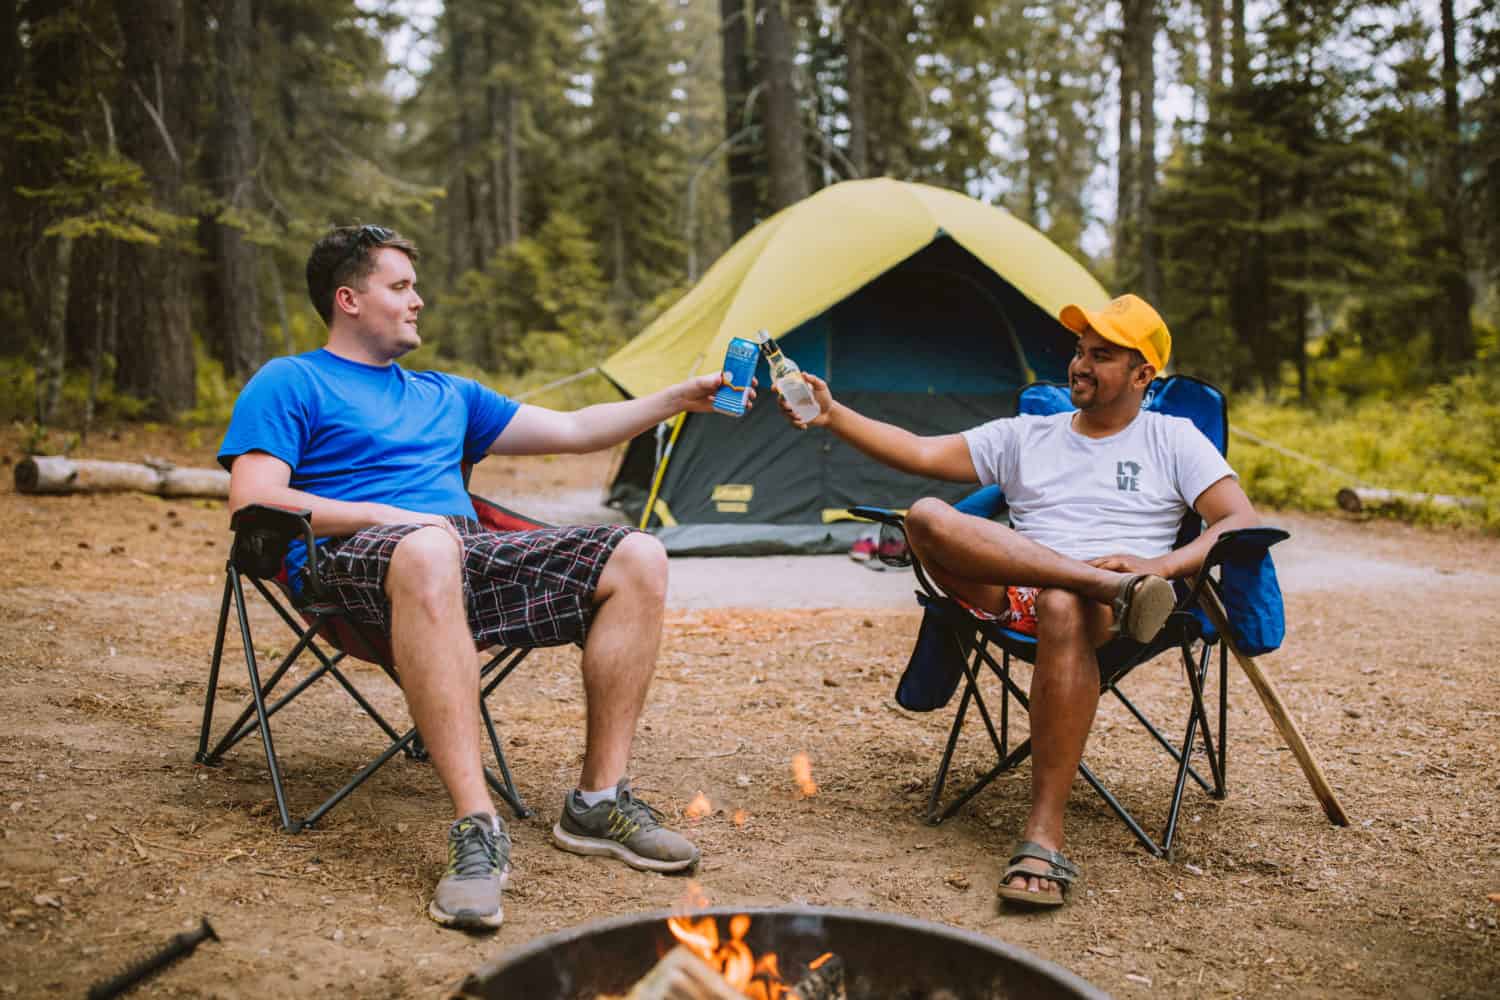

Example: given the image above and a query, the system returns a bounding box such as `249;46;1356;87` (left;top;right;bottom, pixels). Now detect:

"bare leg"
576;532;669;791
1003;589;1113;896
386;526;492;820
906;498;1130;896
904;497;1127;613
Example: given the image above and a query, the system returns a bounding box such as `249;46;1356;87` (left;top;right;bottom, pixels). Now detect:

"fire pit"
455;906;1109;999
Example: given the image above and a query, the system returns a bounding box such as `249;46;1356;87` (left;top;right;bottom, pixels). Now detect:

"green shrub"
1231;366;1500;531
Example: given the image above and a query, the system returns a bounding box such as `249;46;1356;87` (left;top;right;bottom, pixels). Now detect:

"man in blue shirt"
220;225;743;931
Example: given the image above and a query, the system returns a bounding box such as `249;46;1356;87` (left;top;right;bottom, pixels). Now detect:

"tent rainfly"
601;178;1110;556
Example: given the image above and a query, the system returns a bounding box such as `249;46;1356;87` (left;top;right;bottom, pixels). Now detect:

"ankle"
574;786;618;808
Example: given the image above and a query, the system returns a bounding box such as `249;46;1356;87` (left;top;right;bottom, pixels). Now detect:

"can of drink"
712;336;758;417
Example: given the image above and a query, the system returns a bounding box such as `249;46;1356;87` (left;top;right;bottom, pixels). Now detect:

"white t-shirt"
961;410;1235;562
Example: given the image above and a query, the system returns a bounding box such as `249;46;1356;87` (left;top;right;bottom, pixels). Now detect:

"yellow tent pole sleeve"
639;413;687;530
651;498;678;527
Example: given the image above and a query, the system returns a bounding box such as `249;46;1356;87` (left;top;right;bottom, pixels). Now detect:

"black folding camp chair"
852;374;1291;859
195;491;543;833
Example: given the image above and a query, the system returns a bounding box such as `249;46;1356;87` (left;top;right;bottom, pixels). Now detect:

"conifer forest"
3;1;1497;433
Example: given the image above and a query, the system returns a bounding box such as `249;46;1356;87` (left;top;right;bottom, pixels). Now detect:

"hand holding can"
712;336;759;417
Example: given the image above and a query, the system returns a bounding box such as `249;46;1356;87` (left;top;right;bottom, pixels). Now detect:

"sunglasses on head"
354;224;393;243
336;224;395;276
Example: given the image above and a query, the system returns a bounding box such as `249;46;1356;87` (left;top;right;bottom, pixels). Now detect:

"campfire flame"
685;791;713;820
791;753;818;797
667;886;800;999
732;808;748;827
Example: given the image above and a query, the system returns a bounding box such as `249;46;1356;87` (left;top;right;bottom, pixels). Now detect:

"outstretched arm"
490;372;739;456
786;371;978;483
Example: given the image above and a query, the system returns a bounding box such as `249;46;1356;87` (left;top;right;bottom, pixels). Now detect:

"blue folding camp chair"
852;374;1293;859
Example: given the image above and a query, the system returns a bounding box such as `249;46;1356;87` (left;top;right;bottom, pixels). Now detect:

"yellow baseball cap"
1059;293;1171;371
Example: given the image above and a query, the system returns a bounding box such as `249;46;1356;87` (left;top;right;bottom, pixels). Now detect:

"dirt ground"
1;426;1497;999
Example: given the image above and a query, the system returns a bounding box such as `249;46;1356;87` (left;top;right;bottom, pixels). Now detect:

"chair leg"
200;572;542;832
926;683;974;824
226;568;296;833
197;571;235;764
479;697;532;819
1159;638;1227;858
1218;639;1229;793
478;648;533;818
301;726;424;831
1077;760;1166;857
926;637;1033;825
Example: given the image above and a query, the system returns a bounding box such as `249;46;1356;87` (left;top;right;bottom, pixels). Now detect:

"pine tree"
1155;0;1391;397
587;0;691;318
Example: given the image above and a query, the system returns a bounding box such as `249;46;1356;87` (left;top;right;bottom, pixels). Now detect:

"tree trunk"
449;10;480;273
843;7;867;177
83;241;115;440
1205;0;1224;96
756;0;808;210
1137;0;1162;306
506;87;522;244
203;0;262;378
1116;0;1141;271
0;0;18;115
112;0;195;418
1433;0;1473;366
484;25;510;249
720;0;758;239
1230;0;1248;89
65;238;104;370
1020;71;1039;225
36;236;72;425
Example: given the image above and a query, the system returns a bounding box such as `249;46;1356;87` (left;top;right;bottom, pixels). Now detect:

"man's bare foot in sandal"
997;839;1078;909
1110;573;1176;642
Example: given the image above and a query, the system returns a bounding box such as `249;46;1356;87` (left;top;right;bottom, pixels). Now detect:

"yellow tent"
601;177;1108;399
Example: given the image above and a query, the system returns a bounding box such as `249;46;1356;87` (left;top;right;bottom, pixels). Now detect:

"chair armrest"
228;503;320;592
847;505;905;528
1201;527;1290;573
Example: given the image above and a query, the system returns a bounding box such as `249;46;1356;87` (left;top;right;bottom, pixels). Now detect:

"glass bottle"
756;330;821;423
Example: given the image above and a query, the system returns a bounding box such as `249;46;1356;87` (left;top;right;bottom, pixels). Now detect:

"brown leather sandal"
1110;573;1176;642
997;840;1079;909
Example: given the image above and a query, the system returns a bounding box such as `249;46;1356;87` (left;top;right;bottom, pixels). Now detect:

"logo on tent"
712;483;753;514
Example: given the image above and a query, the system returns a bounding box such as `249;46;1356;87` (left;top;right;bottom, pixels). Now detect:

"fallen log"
14;456;229;499
1336;486;1483;513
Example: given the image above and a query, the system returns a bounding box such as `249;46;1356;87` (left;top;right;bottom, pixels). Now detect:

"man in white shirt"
776;293;1258;909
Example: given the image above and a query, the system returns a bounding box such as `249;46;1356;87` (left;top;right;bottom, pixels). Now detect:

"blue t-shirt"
218;349;520;591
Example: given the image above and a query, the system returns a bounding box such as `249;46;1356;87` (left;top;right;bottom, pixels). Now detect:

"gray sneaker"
428;812;511;930
551;779;701;873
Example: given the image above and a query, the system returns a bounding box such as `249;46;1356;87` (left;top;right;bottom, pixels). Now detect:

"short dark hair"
305;225;420;325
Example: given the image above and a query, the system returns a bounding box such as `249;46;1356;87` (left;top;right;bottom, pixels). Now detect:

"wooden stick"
791;954;847;1000
1197;587;1349;827
622;946;744;1000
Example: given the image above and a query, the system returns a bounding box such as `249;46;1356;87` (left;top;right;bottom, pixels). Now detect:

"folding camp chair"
851;374;1305;859
195;491;543;833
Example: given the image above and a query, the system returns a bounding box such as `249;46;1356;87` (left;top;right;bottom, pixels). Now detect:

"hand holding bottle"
756;330;823;424
777;370;832;428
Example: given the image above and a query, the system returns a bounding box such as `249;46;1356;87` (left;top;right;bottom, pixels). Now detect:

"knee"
387;526;462;606
1034;587;1088;636
904;497;953;550
602;531;668;604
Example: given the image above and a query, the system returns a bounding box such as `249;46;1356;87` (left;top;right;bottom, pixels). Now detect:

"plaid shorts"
317;517;637;649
